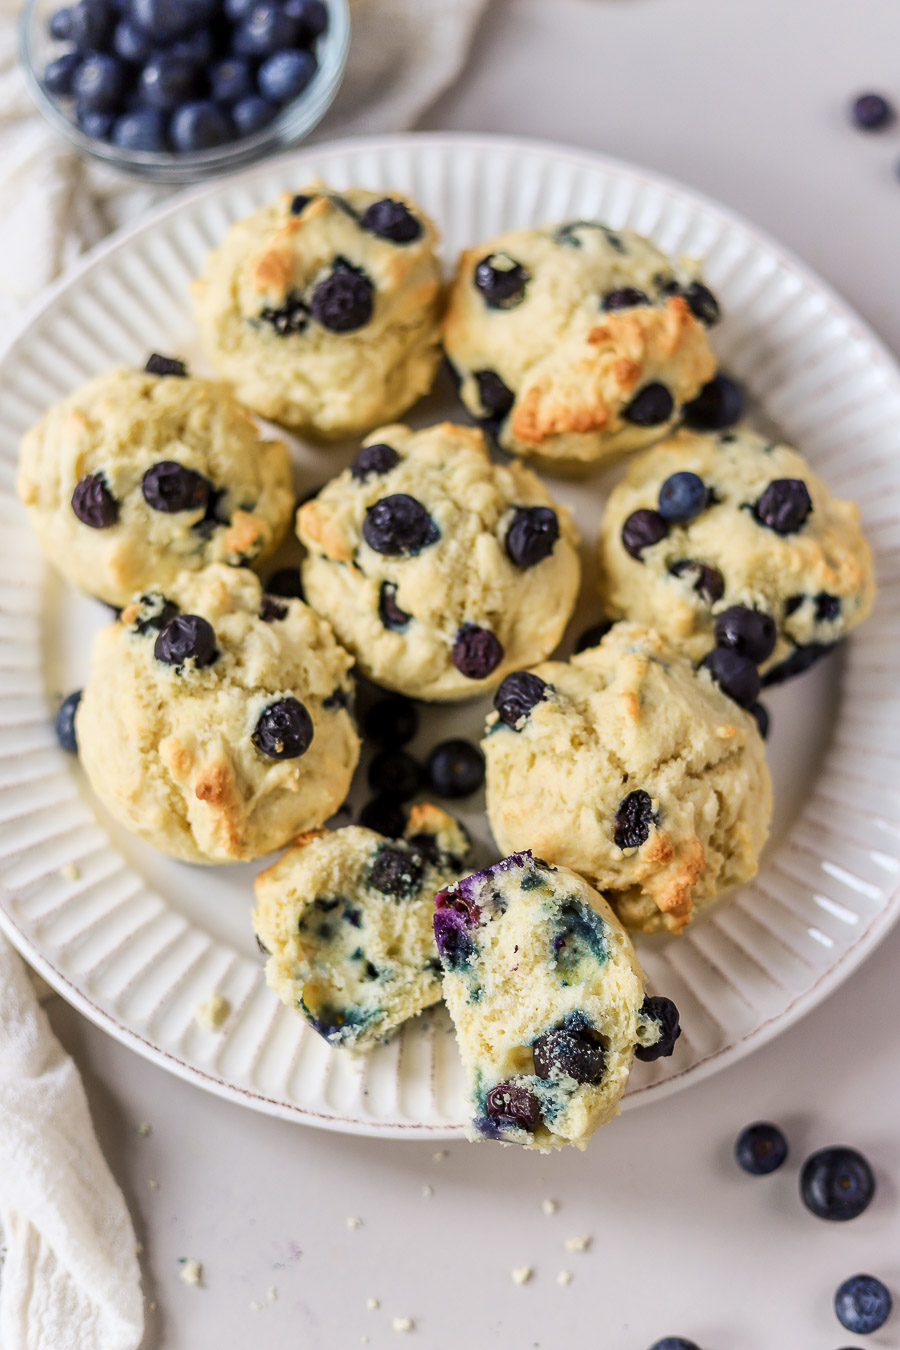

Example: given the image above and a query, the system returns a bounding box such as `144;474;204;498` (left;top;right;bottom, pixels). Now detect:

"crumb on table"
193;992;231;1030
178;1259;202;1287
511;1266;533;1286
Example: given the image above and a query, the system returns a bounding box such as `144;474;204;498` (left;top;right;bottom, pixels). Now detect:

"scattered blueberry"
209;57;254;105
485;1083;541;1131
533;1020;605;1084
683;374;743;430
634;996;682;1062
425;739;485;798
851;92;894;131
73;53;125;110
264;567;304;599
714;606;777;664
682;281;720;326
493;671;548;728
369;844;424;898
451;625;504;681
658;471;708;523
44;53;82;97
253;697;314;759
368;748;421;802
141;462;211;513
363;494;437;556
360;198;422;243
648;1340;701;1350
735;1122;788;1175
48;7;74;40
800;1146;875;1221
154;614;218;668
169;101;232;152
72;473;118;528
749;702;769;739
145;353;187;377
311;261;374;332
378;581;411;631
669;560;725;604
474;369;515;421
474;253;528;308
55;691;82;754
834;1275;892;1334
621;508;668;559
505;506;559;569
602;286;649;310
364;696;418;747
128;0;192;43
359;796;406;839
754;479;812;534
112;108;166;151
701;647;761;708
624;383;675;426
69;0;113;52
574;618;613;652
232;95;278;137
613;789;654;849
258;49;317;103
351;442;399;481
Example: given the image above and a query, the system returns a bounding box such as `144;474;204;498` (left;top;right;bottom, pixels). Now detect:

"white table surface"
41;2;900;1347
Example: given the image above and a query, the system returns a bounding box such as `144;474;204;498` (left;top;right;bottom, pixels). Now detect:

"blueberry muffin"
296;421;580;701
482;624;772;934
434;852;681;1150
192;185;443;437
443;220;717;473
253;804;471;1051
76;565;359;864
597;426;875;685
17;360;295;609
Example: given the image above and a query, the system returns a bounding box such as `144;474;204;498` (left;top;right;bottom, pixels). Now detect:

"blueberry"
800;1146;876;1221
359;796;406;839
669;560;725;604
127;0;192;42
170;101;232;152
533;1021;605;1084
613;789;654;849
634;996;682;1062
55;691;82;754
210;58;254;105
474;253;528;309
69;0;113;52
285;0;328;38
648;1340;701;1350
78;108;114;139
816;592;841;622
493;672;547;729
112;108;166;149
425;739;485;798
624;383;674;426
141;462;211;513
658;471;708;523
433;903;476;967
360;198;422;243
368;748;421;801
452;625;504;680
574;619;613;652
834;1275;892;1334
290;193;311;215
683;374;743;431
234;2;301;56
224;0;255;18
111;18;151;63
761;640;836;686
714;606;777;663
258;49;317;103
734;1121;788;1175
138;53;197;110
170;28;214;66
72;53;125;110
485;1083;541;1131
363;494;437;556
265;567;304;599
851;92;894;130
505;506;559;569
364;696;418;747
753;478;812;534
145;353;187;376
749;702;769;739
44;53;82;97
602;286;649;310
310;260;373;332
259;291;309;336
72;473;118;528
154;614;218;668
232;95;278;137
351;442;399;481
48;7;74;40
253;697;314;759
701;648;761;708
474;369;514;421
378;581;411;630
259;595;288;623
369;844;424;898
621;508;668;559
682;281;720;326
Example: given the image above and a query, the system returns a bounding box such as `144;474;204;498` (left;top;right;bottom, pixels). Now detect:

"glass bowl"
19;0;351;184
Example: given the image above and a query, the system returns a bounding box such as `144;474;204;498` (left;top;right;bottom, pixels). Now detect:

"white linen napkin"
0;1;488;1346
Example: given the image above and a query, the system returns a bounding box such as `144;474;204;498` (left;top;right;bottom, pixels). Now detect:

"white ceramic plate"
1;133;898;1139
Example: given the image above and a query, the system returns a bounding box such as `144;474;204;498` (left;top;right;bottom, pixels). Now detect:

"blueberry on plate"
648;1340;701;1350
43;52;82;97
169;101;232;152
850;92;894;130
683;374;744;431
367;748;421;802
735;1121;788;1175
210;58;254;106
658;471;708;523
358;796;406;838
800;1146;875;1221
834;1274;892;1334
232;96;278;137
425;739;485;798
72;53;125;111
55;691;82;754
112;109;167;151
258;50;317;104
364;696;418;747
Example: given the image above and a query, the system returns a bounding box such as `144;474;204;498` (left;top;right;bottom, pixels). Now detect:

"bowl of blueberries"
20;0;350;182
